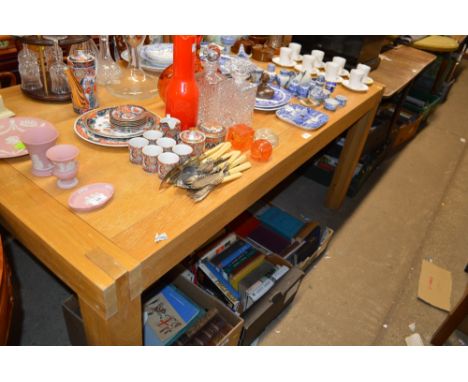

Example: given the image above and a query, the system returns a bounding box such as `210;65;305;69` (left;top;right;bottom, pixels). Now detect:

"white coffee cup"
172;143;193;163
289;42;302;61
279;47;292;65
332;56;346;74
325;61;340;82
311;50;325;66
156;137;177;152
302;54;316;72
357;63;371;80
143;129;163;145
349;68;365;88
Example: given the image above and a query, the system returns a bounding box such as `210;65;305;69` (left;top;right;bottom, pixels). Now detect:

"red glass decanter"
165;35;200;130
158;35;203;104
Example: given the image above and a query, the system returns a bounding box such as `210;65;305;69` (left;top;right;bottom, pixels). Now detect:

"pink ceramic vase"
20;125;59;177
46;144;80;189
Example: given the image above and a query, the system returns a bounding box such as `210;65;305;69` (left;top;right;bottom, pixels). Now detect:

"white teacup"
349;68;365;88
332;56;346;74
289;42;302;61
302;54;316;72
279;47;293;65
325;61;340;82
357;63;371;80
311;50;325;66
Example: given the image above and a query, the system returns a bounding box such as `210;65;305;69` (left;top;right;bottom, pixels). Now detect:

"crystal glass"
44;35;69;95
96;35;121;85
221;57;258;128
18;44;43;91
107;35;158;100
196;44;227;127
220;35;237;55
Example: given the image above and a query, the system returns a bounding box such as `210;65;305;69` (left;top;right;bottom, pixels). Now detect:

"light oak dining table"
0;68;383;344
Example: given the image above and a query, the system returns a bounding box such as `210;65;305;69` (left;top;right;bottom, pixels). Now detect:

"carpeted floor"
3;60;467;346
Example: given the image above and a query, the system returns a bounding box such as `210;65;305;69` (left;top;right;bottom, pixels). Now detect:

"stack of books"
197;233;290;313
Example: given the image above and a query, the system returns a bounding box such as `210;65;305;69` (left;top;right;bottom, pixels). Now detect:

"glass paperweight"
227;123;254;152
254;128;279;148
250;139;273;162
107;35;158;100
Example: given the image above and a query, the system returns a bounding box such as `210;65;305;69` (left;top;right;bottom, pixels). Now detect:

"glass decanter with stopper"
222;57;257;128
196;43;227;127
96;35;121;85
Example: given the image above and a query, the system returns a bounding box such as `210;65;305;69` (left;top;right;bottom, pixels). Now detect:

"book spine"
198;260;240;310
211;239;245;267
227;251;263;277
222;247;259;276
200;233;238;262
218;242;252;269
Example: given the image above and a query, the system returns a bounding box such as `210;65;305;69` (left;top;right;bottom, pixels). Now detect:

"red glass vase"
165;35;200;130
158;36;204;104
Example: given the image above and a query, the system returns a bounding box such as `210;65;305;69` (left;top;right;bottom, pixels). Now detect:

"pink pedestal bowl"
46;144;80;189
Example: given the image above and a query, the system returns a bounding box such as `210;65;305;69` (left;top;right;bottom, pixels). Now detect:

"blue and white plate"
276;104;329;130
121;50;170;73
255;87;291;109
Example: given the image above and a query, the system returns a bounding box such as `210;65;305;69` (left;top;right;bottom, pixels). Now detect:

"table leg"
78;283;142;345
325;102;379;210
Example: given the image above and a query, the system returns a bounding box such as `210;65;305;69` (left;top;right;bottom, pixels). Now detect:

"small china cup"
324;98;339;111
142;144;163;173
20;125;59;177
156;137;177;152
357;63;371;80
46;144;80;189
302;54;316;72
172;144;193;163
143;129;163;145
288;42;302;61
311;50;325;66
335;95;348;107
332;56;346;74
325;61;340;82
128;137;149;164
157;152;180;180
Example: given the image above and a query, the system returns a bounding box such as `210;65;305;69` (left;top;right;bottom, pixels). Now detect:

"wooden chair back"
0;236;14;345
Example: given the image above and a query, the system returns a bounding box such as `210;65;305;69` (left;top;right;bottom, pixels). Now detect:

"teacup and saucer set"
342;68;369;92
356;63;374;85
272;42;303;67
294;54;320;76
323;62;343;84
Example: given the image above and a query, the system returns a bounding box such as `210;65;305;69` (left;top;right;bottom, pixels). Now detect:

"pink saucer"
68;183;114;212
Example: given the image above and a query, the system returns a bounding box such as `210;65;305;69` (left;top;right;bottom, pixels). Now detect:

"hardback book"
246;225;292;254
144;285;204;346
256;206;305;240
211;240;252;269
229;253;266;290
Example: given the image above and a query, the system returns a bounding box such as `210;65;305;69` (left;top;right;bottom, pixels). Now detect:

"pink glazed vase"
20;125;59;177
46;144;80;189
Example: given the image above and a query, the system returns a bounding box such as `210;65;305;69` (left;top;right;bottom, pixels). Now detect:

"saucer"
340;69;350;77
68;183;114;212
324;75;343;84
292;55;303;62
342;80;369;92
314;62;325;69
294;64;319;76
272;56;295;68
363;76;374;85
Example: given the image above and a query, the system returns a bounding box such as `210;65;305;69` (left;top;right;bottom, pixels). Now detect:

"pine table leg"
325;100;380;210
78;283;142;346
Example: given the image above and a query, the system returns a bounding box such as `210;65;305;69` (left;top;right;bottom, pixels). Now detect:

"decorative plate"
342;80;369;92
255;87;291;109
110;104;147;123
73;116;129;147
0;117;54;158
276;104;329;130
68;183;115;212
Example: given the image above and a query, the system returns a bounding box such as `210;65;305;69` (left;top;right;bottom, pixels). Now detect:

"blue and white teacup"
324;98;339;111
325;81;337;93
335;95;348;107
297;84;310;98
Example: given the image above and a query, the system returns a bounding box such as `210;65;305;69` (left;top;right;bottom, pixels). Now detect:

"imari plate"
0;117;54;158
276;104;329;130
73;116;129;147
255;87;291;109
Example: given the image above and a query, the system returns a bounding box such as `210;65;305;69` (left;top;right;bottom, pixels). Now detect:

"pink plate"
0;117;55;159
68;183;114;212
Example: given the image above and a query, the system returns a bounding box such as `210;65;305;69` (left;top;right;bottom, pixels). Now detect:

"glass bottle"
158;35;204;104
165;35;199;130
221;57;257;128
96;35;121;85
18;44;43;91
196;44;226;127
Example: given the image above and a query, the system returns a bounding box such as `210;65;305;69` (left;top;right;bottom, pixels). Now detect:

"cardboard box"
293;227;334;271
62;274;243;346
239;255;305;345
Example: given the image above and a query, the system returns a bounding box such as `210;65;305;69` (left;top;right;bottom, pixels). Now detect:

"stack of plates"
73;106;160;147
255;87;292;111
121;43;173;73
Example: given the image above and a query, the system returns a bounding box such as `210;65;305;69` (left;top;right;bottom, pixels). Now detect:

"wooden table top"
0;79;382;300
371;45;437;98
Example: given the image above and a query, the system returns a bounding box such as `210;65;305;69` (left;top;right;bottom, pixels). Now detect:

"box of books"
143;273;243;346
